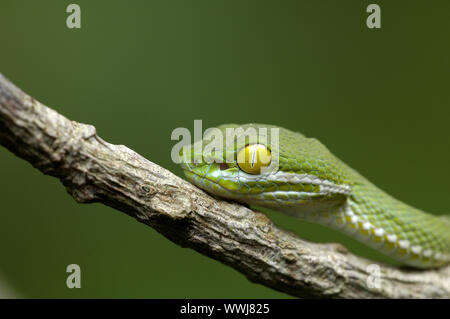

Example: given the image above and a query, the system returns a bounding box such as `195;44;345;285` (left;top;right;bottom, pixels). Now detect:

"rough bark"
0;73;448;299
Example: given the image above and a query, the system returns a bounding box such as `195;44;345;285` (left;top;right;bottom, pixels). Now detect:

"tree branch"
0;73;448;299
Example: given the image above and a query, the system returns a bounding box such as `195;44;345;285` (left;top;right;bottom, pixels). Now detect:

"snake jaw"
182;160;350;214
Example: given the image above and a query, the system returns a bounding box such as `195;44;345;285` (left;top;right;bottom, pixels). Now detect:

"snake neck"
286;174;450;269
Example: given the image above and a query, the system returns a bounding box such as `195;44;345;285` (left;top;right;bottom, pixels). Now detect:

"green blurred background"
0;0;449;298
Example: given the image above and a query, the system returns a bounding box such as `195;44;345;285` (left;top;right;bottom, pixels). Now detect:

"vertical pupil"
250;147;257;168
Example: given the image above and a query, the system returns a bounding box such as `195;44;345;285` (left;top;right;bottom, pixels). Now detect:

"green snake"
179;123;450;269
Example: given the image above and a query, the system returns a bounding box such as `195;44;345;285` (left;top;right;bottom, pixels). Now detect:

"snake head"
179;123;351;215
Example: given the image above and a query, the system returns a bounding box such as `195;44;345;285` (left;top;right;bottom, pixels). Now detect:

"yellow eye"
237;144;271;174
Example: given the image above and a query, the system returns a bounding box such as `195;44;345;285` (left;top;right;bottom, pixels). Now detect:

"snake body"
180;124;450;268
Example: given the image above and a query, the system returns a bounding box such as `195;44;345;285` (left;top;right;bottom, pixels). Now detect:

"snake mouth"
182;166;349;217
182;162;351;206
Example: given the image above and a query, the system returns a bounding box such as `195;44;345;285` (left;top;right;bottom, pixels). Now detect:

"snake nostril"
219;163;229;170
